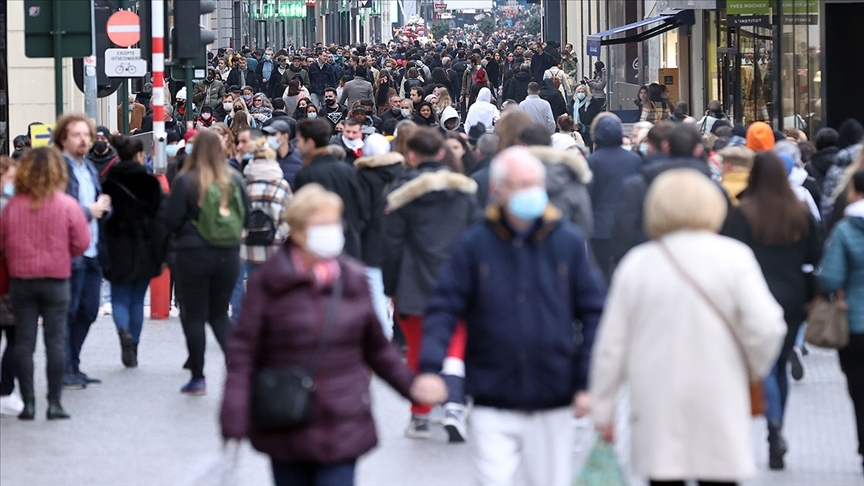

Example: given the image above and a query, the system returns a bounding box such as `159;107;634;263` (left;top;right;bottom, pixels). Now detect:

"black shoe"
77;372;102;387
18;396;35;421
131;343;138;368
768;422;787;470
62;373;86;390
119;328;136;368
790;347;804;381
46;400;70;420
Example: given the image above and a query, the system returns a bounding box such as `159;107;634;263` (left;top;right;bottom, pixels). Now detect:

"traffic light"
172;0;216;60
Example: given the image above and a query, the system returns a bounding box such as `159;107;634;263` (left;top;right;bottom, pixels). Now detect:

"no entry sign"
106;10;140;48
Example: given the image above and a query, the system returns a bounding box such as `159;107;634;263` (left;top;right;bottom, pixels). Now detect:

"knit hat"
475;69;487;83
175;87;187;101
95;126;111;137
745;122;775;152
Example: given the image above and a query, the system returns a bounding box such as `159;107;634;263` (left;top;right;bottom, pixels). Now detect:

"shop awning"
587;9;695;56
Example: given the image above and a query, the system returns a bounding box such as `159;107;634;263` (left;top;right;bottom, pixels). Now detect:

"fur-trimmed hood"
528;145;592;184
354;152;405;170
386;170;477;211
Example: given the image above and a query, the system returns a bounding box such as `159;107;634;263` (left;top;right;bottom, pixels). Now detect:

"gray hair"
490;146;546;189
476;134;499;159
774;140;802;167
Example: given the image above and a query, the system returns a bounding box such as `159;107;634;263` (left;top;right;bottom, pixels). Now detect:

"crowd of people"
1;34;864;486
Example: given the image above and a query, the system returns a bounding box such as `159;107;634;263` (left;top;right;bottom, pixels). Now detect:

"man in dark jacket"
263;119;303;190
293;118;369;259
282;55;310;91
226;56;259;93
503;65;533;104
262;98;294;129
308;49;336;109
254;50;275;98
88;126;119;182
586;115;641;281
321;87;348;129
806;127;840;188
413;146;605;485
381;127;481;442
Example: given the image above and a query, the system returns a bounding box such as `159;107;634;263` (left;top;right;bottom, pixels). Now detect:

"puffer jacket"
819;202;864;334
529;145;594;236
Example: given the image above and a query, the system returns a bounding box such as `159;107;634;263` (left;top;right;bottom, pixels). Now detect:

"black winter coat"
354;153;405;267
101;160;167;284
503;70;533;103
381;162;482;316
806;146;839;188
294;150;370;260
539;79;568;121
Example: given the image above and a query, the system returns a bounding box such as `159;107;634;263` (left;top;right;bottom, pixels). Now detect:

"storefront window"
780;0;820;138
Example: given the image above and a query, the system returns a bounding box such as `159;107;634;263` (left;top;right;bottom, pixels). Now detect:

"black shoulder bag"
251;265;345;430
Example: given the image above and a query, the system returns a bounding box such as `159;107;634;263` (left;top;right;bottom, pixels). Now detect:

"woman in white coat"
590;169;786;485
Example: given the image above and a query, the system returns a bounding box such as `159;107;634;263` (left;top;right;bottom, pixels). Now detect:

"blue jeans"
66;257;102;374
364;266;391;339
764;320;800;425
271;460;356;486
230;262;262;323
111;278;150;343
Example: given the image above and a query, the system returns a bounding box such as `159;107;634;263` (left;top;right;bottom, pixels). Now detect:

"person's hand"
597;423;614;443
410;373;448;405
88;197;110;219
573;391;590;418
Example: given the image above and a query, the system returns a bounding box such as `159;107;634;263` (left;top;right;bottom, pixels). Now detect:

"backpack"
245;208;277;246
192;182;246;247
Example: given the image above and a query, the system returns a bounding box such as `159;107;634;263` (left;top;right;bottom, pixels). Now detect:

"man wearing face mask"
213;94;235;123
309;49;337;109
193;66;225;110
88;126;119;183
413;147;606;484
381;128;482;442
262;120;304;190
332;118;366;165
255;49;275;98
321;87;348;129
380;95;411;123
293;118;369;260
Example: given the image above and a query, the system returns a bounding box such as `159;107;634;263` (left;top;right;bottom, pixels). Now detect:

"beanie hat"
95;126;111;137
175;87;187;101
746;122;775;152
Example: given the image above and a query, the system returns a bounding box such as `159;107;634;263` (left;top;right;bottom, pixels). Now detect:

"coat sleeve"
68;199;92;257
730;248;786;378
161;175;191;236
589;254;633;427
571;232;607;391
420;233;476;374
818;224;849;293
610;175;648;263
380;208;407;298
220;270;268;439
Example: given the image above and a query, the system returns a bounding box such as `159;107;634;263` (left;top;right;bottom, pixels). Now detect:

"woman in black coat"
101;135;167;368
540;78;568;120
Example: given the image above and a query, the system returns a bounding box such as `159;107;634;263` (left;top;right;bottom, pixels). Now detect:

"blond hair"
179;129;232;206
284;183;344;231
645;169;728;238
250;136;276;161
14;147;69;210
718;146;756;169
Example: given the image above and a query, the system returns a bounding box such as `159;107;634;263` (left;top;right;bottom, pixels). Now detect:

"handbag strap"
306;262;344;379
657;240;753;376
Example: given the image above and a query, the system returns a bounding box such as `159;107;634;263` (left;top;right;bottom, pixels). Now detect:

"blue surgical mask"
2;183;13;196
267;135;281;150
185;143;194;153
242;152;254;162
307;112;318;119
638;143;648;155
507;187;548;221
621;145;632;151
165;144;179;157
577;93;586;101
401;108;412;118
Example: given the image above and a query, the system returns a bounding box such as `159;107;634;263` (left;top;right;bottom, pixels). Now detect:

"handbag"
251;264;344;430
574;437;626;486
805;291;849;349
658;241;766;416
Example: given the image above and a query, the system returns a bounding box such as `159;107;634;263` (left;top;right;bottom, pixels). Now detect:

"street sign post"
105;48;147;77
106;10;141;47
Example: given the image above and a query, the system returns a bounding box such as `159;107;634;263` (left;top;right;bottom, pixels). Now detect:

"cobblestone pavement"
1;315;862;486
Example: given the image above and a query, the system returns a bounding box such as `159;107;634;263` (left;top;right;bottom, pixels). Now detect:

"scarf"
574;98;588;126
243;159;284;182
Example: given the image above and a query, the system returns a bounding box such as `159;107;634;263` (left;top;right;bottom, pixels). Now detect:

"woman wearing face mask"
100;136;167;369
196;105;216;129
227;100;257;130
305;104;319;120
573;84;603;150
293;98;311;120
248;93;273;125
220;184;434;486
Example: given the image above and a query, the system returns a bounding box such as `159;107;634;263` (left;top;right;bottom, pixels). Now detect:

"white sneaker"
0;394;25;416
100;303;113;316
405;414;432;439
443;403;467;443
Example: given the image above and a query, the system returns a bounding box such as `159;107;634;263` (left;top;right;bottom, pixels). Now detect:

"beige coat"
590;230;785;481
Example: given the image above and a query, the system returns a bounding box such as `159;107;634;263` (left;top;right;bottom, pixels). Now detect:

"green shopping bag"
574;437;627;486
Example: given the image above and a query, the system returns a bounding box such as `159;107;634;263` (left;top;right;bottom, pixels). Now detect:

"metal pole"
152;0;167;174
185;63;195;122
120;0;130;134
84;0;98;120
53;3;64;117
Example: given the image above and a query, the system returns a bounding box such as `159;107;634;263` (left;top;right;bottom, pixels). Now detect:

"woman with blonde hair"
162;130;250;395
221;184;436;486
0;148;91;420
434;87;453;116
591;169;785;485
227;98;256;129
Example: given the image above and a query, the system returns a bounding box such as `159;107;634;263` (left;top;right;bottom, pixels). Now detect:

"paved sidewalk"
0;315;862;486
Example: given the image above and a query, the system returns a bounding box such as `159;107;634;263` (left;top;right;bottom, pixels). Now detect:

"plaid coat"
639;101;671;123
240;179;292;264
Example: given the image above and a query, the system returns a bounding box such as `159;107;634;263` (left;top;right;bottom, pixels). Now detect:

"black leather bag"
251;266;344;430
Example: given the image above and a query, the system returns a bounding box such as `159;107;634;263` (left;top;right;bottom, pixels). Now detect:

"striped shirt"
0;192;91;279
240;179;293;264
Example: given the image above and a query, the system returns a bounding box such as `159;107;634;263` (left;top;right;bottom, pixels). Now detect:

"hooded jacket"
354;152;405;267
464;87;499;135
503;69;533;104
806;145;839;187
587;117;642;239
539;78;568;120
87;145;119;183
529;145;594;236
381;163;482;315
439;106;461;132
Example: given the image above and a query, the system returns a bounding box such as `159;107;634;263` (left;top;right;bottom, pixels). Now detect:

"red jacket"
0;192;90;279
220;245;414;463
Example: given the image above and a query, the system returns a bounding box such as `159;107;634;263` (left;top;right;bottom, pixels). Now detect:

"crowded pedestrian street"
0;313;862;486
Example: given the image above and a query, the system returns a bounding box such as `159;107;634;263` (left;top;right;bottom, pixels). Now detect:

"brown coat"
117;102;147;133
220;246;414;463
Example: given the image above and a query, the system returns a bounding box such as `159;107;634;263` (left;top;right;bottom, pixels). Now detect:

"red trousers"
396;313;466;415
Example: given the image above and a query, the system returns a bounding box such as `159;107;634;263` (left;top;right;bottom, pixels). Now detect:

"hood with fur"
528;146;592;184
386;170;477;211
354;152;405;170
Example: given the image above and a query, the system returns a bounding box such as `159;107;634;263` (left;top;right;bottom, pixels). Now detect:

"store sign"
727;0;818;15
250;0;307;19
728;14;771;27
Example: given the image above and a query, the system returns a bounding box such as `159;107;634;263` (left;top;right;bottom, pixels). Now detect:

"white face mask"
342;136;363;149
305;224;344;259
267;135;281;150
223;102;233;111
400;108;412;118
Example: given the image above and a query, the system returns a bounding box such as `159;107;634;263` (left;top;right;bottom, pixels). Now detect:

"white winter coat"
590;230;786;481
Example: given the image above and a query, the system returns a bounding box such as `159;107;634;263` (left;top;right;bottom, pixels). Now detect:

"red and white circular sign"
107;10;141;48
